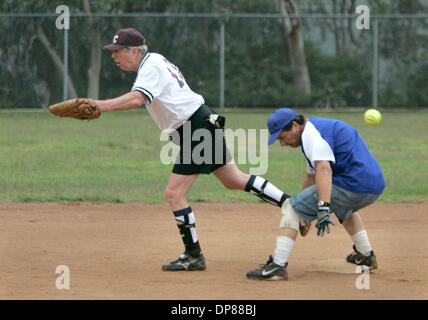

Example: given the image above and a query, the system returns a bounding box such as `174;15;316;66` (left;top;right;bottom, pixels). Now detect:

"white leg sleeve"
279;199;300;231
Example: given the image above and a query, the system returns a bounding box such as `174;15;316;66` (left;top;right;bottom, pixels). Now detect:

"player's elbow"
132;91;146;108
315;161;332;175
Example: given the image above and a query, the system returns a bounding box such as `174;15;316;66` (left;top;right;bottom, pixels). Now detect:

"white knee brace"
279;199;300;231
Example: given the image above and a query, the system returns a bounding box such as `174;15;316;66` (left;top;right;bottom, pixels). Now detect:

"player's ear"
293;121;302;133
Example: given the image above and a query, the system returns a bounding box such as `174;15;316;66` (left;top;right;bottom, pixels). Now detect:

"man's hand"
299;218;311;237
315;201;335;237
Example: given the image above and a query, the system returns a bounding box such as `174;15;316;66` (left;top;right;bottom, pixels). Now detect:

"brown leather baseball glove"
49;98;101;120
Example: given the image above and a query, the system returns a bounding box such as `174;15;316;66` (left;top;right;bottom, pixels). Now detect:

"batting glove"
315;201;335;237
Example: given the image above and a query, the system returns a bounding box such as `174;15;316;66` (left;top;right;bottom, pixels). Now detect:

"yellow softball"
364;109;382;126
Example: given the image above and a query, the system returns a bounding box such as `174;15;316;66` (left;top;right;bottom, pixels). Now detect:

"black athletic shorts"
171;105;232;175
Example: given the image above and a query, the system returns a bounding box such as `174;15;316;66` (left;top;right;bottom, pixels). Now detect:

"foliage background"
0;0;427;109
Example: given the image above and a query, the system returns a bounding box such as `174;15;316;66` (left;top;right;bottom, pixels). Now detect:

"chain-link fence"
0;13;427;109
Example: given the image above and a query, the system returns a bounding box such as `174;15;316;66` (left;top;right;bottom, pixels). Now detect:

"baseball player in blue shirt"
247;108;386;280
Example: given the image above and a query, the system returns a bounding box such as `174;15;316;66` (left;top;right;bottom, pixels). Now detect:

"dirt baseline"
0;202;427;300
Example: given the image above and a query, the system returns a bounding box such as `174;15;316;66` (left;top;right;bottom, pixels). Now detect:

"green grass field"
0;109;427;203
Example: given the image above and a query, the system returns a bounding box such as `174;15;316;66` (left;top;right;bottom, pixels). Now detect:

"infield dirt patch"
0;202;427;299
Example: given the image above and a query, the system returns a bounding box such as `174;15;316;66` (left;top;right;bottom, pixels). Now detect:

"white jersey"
131;52;204;134
301;121;336;175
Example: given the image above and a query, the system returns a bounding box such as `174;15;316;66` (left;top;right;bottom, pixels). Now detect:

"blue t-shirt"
300;117;385;194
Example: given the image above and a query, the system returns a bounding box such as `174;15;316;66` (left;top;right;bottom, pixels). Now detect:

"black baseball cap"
103;28;145;51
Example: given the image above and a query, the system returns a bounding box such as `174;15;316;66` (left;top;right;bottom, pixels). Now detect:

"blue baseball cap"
267;108;298;145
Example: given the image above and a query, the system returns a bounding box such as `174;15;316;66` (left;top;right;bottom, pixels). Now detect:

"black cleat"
162;252;206;271
346;245;378;269
246;255;288;280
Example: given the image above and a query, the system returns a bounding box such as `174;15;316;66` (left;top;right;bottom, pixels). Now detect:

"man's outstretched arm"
96;91;146;112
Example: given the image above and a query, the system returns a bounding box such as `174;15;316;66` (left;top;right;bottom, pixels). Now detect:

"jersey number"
163;58;185;88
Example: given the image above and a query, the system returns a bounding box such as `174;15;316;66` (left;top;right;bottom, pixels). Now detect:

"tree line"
0;0;426;108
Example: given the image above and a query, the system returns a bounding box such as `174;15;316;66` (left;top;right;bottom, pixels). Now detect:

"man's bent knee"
165;187;183;204
279;199;300;231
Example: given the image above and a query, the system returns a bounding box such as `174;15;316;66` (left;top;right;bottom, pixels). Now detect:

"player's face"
277;122;301;148
111;48;134;71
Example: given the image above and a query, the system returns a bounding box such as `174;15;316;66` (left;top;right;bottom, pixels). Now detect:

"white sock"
273;236;295;266
351;230;372;257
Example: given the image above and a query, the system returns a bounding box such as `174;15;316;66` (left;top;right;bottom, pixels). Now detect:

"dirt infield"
0;202;427;300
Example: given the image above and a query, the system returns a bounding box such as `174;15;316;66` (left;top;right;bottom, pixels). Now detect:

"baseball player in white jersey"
98;28;291;271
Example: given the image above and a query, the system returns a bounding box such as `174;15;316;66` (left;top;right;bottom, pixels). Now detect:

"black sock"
245;175;290;207
173;207;201;258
